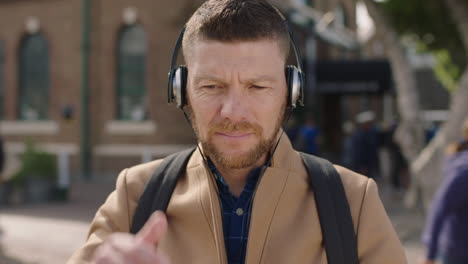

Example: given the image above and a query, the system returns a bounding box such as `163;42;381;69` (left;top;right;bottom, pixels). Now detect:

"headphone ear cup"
168;69;176;104
179;66;188;108
169;66;188;108
285;65;302;108
285;65;292;107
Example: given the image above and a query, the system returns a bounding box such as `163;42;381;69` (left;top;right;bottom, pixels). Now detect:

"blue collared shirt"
208;161;264;264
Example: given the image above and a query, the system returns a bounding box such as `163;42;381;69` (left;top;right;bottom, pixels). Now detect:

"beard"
186;104;285;170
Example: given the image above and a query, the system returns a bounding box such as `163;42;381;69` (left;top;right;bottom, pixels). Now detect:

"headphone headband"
270;4;304;75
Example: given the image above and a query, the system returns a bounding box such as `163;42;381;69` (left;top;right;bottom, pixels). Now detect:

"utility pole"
80;0;91;180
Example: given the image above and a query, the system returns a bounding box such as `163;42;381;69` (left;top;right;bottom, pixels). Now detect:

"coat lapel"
245;133;297;264
161;148;228;264
191;149;228;264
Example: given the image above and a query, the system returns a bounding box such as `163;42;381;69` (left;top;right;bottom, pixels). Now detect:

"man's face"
186;39;287;169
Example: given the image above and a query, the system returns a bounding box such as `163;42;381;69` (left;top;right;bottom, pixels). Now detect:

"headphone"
168;5;305;109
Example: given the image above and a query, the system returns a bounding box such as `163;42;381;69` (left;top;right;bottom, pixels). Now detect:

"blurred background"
0;0;467;263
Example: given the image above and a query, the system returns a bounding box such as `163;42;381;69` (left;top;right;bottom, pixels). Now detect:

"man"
351;111;381;179
68;1;406;263
294;117;320;155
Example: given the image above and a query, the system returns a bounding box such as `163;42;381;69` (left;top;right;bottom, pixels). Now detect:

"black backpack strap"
300;153;359;264
130;147;196;234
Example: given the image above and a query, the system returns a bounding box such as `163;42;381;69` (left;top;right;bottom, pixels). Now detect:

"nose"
219;87;248;123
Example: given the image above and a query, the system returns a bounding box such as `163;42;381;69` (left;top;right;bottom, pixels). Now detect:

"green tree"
380;0;465;89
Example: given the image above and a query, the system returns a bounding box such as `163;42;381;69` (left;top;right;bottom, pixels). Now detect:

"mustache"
208;120;262;137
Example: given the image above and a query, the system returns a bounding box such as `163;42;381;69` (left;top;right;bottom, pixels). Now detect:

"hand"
419;258;435;264
93;211;170;264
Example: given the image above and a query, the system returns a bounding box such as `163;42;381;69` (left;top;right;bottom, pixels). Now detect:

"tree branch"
445;0;468;55
363;0;425;161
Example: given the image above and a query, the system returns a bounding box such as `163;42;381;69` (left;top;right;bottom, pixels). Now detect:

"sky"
356;2;375;43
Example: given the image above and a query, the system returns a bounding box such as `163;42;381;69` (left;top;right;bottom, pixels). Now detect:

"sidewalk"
0;178;426;263
378;182;426;263
0;177;116;264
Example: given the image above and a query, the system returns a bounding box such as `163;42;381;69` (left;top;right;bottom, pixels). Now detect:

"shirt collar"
207;158;269;194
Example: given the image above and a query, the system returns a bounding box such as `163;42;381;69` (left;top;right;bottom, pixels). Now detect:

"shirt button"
236;208;244;216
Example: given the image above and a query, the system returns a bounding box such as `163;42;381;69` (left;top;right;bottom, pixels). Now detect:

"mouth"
215;132;255;139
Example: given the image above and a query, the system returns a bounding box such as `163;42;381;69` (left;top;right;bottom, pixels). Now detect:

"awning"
311;59;392;94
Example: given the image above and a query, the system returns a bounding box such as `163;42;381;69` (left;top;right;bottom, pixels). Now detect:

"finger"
94;254;125;264
119;243;162;264
108;235;161;263
94;242;127;264
131;248;169;264
136;211;168;245
154;250;171;264
96;233;163;264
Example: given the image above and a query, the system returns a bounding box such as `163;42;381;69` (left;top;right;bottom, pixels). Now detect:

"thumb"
136;211;168;245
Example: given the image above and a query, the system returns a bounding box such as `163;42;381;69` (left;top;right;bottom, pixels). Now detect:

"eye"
201;85;217;89
250;85;268;90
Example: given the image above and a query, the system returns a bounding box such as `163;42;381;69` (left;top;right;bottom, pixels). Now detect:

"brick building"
0;0;368;180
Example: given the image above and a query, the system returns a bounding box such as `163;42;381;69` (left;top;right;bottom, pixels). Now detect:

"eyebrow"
193;75;226;86
193;74;277;85
243;75;277;83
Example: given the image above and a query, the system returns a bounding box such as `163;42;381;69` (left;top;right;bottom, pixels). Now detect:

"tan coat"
68;135;407;264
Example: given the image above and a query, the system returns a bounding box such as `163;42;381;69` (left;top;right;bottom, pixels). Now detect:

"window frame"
17;32;50;121
115;24;148;121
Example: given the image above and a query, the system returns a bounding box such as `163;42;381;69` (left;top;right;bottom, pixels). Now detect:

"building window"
335;4;349;28
0;41;4;119
18;33;49;120
116;24;147;121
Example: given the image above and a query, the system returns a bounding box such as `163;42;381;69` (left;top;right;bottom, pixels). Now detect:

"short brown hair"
182;0;290;62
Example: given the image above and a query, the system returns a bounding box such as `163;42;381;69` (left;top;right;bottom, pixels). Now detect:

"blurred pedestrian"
294;116;320;155
341;120;354;168
385;122;408;191
421;117;468;264
350;111;380;179
0;134;4;237
285;115;299;144
425;122;440;145
0;134;4;180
